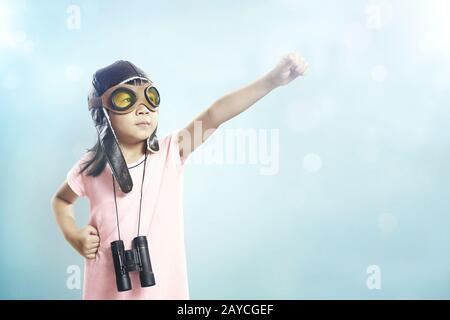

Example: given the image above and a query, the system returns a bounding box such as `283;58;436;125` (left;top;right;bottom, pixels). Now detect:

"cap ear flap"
90;107;133;193
147;127;160;153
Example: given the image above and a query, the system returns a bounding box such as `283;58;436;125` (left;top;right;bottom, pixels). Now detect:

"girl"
51;53;309;299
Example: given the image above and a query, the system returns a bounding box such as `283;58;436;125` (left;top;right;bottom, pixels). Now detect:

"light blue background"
1;0;449;299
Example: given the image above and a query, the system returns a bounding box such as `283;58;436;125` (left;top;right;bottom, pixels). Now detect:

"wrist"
261;72;279;91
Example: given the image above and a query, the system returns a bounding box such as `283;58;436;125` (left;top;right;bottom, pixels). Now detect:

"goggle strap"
119;76;151;85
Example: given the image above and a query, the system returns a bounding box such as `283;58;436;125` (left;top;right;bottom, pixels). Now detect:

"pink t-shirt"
66;131;189;300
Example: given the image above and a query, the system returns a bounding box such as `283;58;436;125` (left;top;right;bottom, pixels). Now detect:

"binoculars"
111;236;155;292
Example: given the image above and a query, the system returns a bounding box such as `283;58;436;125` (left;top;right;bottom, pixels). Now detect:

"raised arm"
177;52;309;162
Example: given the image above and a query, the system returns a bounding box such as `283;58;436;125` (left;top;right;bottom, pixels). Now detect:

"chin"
138;133;151;141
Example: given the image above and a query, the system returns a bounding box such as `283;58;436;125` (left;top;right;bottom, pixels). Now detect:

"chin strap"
90;107;133;193
147;124;160;153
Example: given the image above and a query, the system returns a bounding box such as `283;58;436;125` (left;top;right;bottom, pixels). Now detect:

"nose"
136;103;150;115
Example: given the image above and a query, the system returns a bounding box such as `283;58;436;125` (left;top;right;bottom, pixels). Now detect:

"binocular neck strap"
112;151;148;240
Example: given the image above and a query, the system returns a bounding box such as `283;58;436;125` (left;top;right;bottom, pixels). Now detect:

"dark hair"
79;78;149;177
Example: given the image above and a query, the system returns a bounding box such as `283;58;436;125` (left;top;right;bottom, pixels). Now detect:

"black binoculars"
111;236;155;292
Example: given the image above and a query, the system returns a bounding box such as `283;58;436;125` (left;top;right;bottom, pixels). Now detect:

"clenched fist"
267;52;309;87
67;225;100;260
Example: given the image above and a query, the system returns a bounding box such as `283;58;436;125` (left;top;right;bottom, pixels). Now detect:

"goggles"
89;82;160;114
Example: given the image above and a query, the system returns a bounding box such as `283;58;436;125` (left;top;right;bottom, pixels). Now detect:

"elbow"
50;194;59;211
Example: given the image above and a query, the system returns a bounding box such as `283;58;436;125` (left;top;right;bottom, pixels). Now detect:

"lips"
136;121;151;126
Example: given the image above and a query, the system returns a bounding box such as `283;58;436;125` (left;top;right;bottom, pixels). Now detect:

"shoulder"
67;151;95;197
157;130;181;151
68;150;96;179
157;130;185;168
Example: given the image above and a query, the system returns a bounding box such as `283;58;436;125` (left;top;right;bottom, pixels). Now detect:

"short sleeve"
66;153;91;197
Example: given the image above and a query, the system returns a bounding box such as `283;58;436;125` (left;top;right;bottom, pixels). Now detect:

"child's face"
107;104;158;145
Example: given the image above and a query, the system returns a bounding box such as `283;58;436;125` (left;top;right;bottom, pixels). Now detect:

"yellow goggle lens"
111;91;134;109
145;86;160;107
